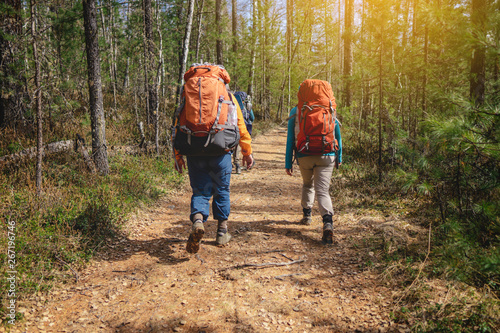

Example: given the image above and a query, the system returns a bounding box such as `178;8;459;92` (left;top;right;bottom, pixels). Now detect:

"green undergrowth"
335;108;499;332
0;151;183;323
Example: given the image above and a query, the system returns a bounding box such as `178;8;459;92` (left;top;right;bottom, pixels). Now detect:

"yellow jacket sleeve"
231;93;252;156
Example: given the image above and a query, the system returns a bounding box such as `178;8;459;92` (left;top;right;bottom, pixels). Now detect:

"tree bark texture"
232;0;237;54
216;0;223;65
30;0;43;196
247;0;257;96
143;0;159;154
83;0;109;175
0;0;24;128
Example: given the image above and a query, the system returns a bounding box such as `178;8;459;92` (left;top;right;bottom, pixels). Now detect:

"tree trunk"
195;0;205;62
422;25;428;113
263;0;270;120
343;0;353;107
143;0;159;154
231;0;238;80
286;0;293;111
99;1;116;110
216;0;223;64
247;0;257;96
378;27;384;183
338;0;342;86
232;0;237;54
30;0;43;196
0;0;24;128
0;140;73;167
176;0;195;105
83;0;109;175
123;2;131;90
469;0;487;105
110;2;117;111
155;1;165;101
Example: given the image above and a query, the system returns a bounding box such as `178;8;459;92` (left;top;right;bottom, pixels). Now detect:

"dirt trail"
16;127;407;333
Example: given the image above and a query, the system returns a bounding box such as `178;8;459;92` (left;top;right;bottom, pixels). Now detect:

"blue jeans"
186;154;232;222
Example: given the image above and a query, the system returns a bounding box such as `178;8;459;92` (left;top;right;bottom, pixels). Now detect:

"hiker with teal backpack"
172;64;254;254
285;79;342;244
232;91;255;174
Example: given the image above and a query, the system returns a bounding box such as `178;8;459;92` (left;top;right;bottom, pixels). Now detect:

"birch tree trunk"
83;0;109;175
155;1;165;99
247;0;257;96
263;0;270;120
176;0;195;105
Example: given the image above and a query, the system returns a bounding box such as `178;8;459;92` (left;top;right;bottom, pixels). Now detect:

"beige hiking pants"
298;155;335;217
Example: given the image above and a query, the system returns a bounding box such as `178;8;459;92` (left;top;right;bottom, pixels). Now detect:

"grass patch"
0;150;183;324
333;142;499;332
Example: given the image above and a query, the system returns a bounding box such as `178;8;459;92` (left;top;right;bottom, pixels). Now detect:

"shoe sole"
186;227;205;254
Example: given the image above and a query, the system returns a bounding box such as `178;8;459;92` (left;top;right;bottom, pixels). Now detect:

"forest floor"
11;127;433;333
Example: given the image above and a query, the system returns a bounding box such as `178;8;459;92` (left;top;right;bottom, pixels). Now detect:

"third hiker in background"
285;79;342;244
232;91;255;174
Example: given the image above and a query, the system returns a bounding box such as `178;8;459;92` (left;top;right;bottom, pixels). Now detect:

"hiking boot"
322;223;334;245
300;208;312;225
186;220;205;254
216;220;232;245
300;216;312;225
216;230;232;245
235;165;241;174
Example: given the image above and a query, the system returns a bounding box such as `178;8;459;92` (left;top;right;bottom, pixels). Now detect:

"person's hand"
242;154;254;170
175;157;186;174
286;168;293;176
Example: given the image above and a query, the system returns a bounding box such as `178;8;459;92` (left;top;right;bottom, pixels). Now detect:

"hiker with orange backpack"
285;79;342;244
172;63;254;254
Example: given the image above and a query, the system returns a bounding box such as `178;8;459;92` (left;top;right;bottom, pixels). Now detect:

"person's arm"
249;109;255;123
231;93;254;169
335;119;342;165
174;149;186;173
285;107;297;174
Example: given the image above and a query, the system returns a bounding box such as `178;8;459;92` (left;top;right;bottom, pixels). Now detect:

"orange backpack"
295;79;338;155
173;64;240;156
